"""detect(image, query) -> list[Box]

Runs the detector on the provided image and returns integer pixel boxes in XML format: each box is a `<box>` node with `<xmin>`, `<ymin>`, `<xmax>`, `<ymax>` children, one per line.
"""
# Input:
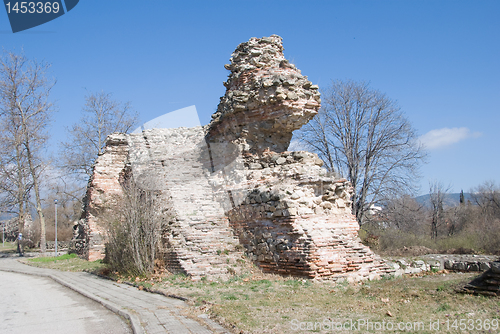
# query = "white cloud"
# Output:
<box><xmin>419</xmin><ymin>127</ymin><xmax>481</xmax><ymax>149</ymax></box>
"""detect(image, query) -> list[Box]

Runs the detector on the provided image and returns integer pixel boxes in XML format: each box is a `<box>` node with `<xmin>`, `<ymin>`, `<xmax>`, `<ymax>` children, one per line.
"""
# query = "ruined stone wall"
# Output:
<box><xmin>75</xmin><ymin>126</ymin><xmax>246</xmax><ymax>278</ymax></box>
<box><xmin>217</xmin><ymin>151</ymin><xmax>391</xmax><ymax>281</ymax></box>
<box><xmin>461</xmin><ymin>262</ymin><xmax>500</xmax><ymax>296</ymax></box>
<box><xmin>205</xmin><ymin>35</ymin><xmax>392</xmax><ymax>280</ymax></box>
<box><xmin>74</xmin><ymin>35</ymin><xmax>393</xmax><ymax>281</ymax></box>
<box><xmin>207</xmin><ymin>35</ymin><xmax>321</xmax><ymax>154</ymax></box>
<box><xmin>75</xmin><ymin>134</ymin><xmax>129</xmax><ymax>261</ymax></box>
<box><xmin>1</xmin><ymin>215</ymin><xmax>33</xmax><ymax>242</ymax></box>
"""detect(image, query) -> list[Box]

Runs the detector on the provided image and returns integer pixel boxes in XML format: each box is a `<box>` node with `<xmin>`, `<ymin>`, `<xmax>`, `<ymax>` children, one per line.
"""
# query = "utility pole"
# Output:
<box><xmin>2</xmin><ymin>222</ymin><xmax>4</xmax><ymax>248</ymax></box>
<box><xmin>54</xmin><ymin>199</ymin><xmax>58</xmax><ymax>256</ymax></box>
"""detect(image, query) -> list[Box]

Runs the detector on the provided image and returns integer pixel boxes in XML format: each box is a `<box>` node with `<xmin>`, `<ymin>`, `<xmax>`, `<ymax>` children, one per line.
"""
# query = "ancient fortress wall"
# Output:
<box><xmin>73</xmin><ymin>35</ymin><xmax>393</xmax><ymax>281</ymax></box>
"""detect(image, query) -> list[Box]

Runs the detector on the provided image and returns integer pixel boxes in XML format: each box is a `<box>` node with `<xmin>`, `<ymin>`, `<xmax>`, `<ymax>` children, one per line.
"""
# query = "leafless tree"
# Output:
<box><xmin>0</xmin><ymin>129</ymin><xmax>32</xmax><ymax>252</ymax></box>
<box><xmin>297</xmin><ymin>80</ymin><xmax>427</xmax><ymax>223</ymax></box>
<box><xmin>0</xmin><ymin>50</ymin><xmax>55</xmax><ymax>253</ymax></box>
<box><xmin>0</xmin><ymin>122</ymin><xmax>32</xmax><ymax>218</ymax></box>
<box><xmin>471</xmin><ymin>181</ymin><xmax>500</xmax><ymax>217</ymax></box>
<box><xmin>36</xmin><ymin>185</ymin><xmax>81</xmax><ymax>243</ymax></box>
<box><xmin>382</xmin><ymin>195</ymin><xmax>427</xmax><ymax>234</ymax></box>
<box><xmin>469</xmin><ymin>181</ymin><xmax>500</xmax><ymax>252</ymax></box>
<box><xmin>428</xmin><ymin>182</ymin><xmax>450</xmax><ymax>239</ymax></box>
<box><xmin>60</xmin><ymin>91</ymin><xmax>138</xmax><ymax>179</ymax></box>
<box><xmin>105</xmin><ymin>176</ymin><xmax>164</xmax><ymax>275</ymax></box>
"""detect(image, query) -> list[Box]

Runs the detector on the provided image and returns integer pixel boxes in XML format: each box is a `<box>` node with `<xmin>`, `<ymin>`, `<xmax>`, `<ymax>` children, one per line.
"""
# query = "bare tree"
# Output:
<box><xmin>469</xmin><ymin>181</ymin><xmax>500</xmax><ymax>252</ymax></box>
<box><xmin>0</xmin><ymin>121</ymin><xmax>32</xmax><ymax>253</ymax></box>
<box><xmin>105</xmin><ymin>176</ymin><xmax>164</xmax><ymax>275</ymax></box>
<box><xmin>428</xmin><ymin>182</ymin><xmax>450</xmax><ymax>239</ymax></box>
<box><xmin>297</xmin><ymin>80</ymin><xmax>427</xmax><ymax>223</ymax></box>
<box><xmin>0</xmin><ymin>50</ymin><xmax>55</xmax><ymax>253</ymax></box>
<box><xmin>471</xmin><ymin>181</ymin><xmax>500</xmax><ymax>217</ymax></box>
<box><xmin>37</xmin><ymin>182</ymin><xmax>81</xmax><ymax>243</ymax></box>
<box><xmin>0</xmin><ymin>120</ymin><xmax>32</xmax><ymax>218</ymax></box>
<box><xmin>60</xmin><ymin>91</ymin><xmax>138</xmax><ymax>179</ymax></box>
<box><xmin>382</xmin><ymin>194</ymin><xmax>427</xmax><ymax>234</ymax></box>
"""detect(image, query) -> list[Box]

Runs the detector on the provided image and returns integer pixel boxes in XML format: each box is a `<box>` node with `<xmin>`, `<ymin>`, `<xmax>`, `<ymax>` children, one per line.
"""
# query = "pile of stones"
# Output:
<box><xmin>461</xmin><ymin>262</ymin><xmax>500</xmax><ymax>296</ymax></box>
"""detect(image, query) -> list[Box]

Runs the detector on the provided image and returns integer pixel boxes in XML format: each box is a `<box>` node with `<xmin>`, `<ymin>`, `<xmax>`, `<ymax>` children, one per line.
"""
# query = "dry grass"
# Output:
<box><xmin>164</xmin><ymin>274</ymin><xmax>499</xmax><ymax>333</ymax></box>
<box><xmin>113</xmin><ymin>258</ymin><xmax>500</xmax><ymax>334</ymax></box>
<box><xmin>28</xmin><ymin>255</ymin><xmax>500</xmax><ymax>333</ymax></box>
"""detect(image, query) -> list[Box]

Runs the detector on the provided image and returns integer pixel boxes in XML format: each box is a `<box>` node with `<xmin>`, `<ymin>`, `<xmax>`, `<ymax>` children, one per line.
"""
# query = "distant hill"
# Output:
<box><xmin>415</xmin><ymin>192</ymin><xmax>474</xmax><ymax>208</ymax></box>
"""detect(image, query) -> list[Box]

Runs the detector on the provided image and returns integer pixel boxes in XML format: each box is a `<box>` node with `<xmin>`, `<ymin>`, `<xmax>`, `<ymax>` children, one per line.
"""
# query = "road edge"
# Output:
<box><xmin>0</xmin><ymin>265</ymin><xmax>143</xmax><ymax>334</ymax></box>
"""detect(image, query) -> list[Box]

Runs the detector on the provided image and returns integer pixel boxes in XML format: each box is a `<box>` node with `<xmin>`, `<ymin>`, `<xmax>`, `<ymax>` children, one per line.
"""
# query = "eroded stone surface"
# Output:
<box><xmin>72</xmin><ymin>35</ymin><xmax>393</xmax><ymax>281</ymax></box>
<box><xmin>73</xmin><ymin>133</ymin><xmax>129</xmax><ymax>261</ymax></box>
<box><xmin>385</xmin><ymin>254</ymin><xmax>499</xmax><ymax>277</ymax></box>
<box><xmin>207</xmin><ymin>34</ymin><xmax>321</xmax><ymax>155</ymax></box>
<box><xmin>461</xmin><ymin>261</ymin><xmax>500</xmax><ymax>296</ymax></box>
<box><xmin>219</xmin><ymin>150</ymin><xmax>391</xmax><ymax>281</ymax></box>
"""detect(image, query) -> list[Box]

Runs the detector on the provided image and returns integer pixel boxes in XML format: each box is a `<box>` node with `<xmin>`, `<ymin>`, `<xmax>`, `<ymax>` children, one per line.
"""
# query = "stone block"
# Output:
<box><xmin>73</xmin><ymin>35</ymin><xmax>393</xmax><ymax>283</ymax></box>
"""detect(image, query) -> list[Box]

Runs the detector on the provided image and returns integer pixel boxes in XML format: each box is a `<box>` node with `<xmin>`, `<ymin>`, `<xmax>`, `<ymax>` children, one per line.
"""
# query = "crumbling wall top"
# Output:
<box><xmin>207</xmin><ymin>35</ymin><xmax>321</xmax><ymax>154</ymax></box>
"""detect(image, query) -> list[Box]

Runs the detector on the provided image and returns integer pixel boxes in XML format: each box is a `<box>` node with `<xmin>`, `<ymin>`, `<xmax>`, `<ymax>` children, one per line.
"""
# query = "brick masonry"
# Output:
<box><xmin>72</xmin><ymin>35</ymin><xmax>394</xmax><ymax>281</ymax></box>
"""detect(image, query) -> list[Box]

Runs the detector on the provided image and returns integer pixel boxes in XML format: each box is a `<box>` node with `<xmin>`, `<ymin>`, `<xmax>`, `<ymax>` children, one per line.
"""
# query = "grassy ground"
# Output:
<box><xmin>0</xmin><ymin>241</ymin><xmax>18</xmax><ymax>253</ymax></box>
<box><xmin>23</xmin><ymin>253</ymin><xmax>107</xmax><ymax>272</ymax></box>
<box><xmin>133</xmin><ymin>271</ymin><xmax>499</xmax><ymax>333</ymax></box>
<box><xmin>23</xmin><ymin>255</ymin><xmax>500</xmax><ymax>333</ymax></box>
<box><xmin>109</xmin><ymin>256</ymin><xmax>500</xmax><ymax>334</ymax></box>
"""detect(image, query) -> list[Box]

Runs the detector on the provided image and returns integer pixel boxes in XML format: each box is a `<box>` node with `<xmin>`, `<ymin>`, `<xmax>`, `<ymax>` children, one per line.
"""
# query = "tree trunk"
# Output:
<box><xmin>17</xmin><ymin>213</ymin><xmax>25</xmax><ymax>255</ymax></box>
<box><xmin>23</xmin><ymin>124</ymin><xmax>46</xmax><ymax>253</ymax></box>
<box><xmin>28</xmin><ymin>147</ymin><xmax>46</xmax><ymax>253</ymax></box>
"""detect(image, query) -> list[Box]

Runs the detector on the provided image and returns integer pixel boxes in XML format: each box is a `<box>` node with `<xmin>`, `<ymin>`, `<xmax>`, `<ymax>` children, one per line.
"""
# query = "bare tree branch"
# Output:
<box><xmin>296</xmin><ymin>79</ymin><xmax>427</xmax><ymax>224</ymax></box>
<box><xmin>0</xmin><ymin>50</ymin><xmax>55</xmax><ymax>253</ymax></box>
<box><xmin>59</xmin><ymin>91</ymin><xmax>138</xmax><ymax>179</ymax></box>
<box><xmin>428</xmin><ymin>181</ymin><xmax>451</xmax><ymax>239</ymax></box>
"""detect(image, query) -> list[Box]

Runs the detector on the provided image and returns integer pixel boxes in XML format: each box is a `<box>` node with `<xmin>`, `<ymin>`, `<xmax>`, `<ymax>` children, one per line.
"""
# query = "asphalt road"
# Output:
<box><xmin>0</xmin><ymin>270</ymin><xmax>132</xmax><ymax>334</ymax></box>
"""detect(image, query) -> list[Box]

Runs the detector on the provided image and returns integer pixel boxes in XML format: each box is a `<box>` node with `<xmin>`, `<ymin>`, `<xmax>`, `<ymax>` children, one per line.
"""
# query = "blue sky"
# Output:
<box><xmin>1</xmin><ymin>0</ymin><xmax>498</xmax><ymax>195</ymax></box>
